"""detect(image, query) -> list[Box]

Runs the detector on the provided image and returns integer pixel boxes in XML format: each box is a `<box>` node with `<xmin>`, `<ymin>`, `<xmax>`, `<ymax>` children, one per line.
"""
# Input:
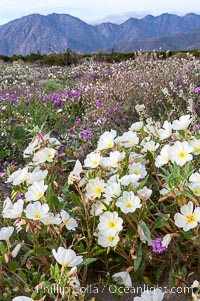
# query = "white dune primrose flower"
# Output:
<box><xmin>120</xmin><ymin>174</ymin><xmax>140</xmax><ymax>187</ymax></box>
<box><xmin>155</xmin><ymin>144</ymin><xmax>170</xmax><ymax>168</ymax></box>
<box><xmin>142</xmin><ymin>140</ymin><xmax>160</xmax><ymax>153</ymax></box>
<box><xmin>12</xmin><ymin>241</ymin><xmax>24</xmax><ymax>258</ymax></box>
<box><xmin>116</xmin><ymin>191</ymin><xmax>142</xmax><ymax>214</ymax></box>
<box><xmin>161</xmin><ymin>234</ymin><xmax>172</xmax><ymax>248</ymax></box>
<box><xmin>103</xmin><ymin>182</ymin><xmax>121</xmax><ymax>203</ymax></box>
<box><xmin>172</xmin><ymin>114</ymin><xmax>192</xmax><ymax>130</ymax></box>
<box><xmin>40</xmin><ymin>213</ymin><xmax>62</xmax><ymax>225</ymax></box>
<box><xmin>188</xmin><ymin>183</ymin><xmax>200</xmax><ymax>196</ymax></box>
<box><xmin>84</xmin><ymin>152</ymin><xmax>101</xmax><ymax>168</ymax></box>
<box><xmin>97</xmin><ymin>129</ymin><xmax>116</xmax><ymax>150</ymax></box>
<box><xmin>189</xmin><ymin>171</ymin><xmax>200</xmax><ymax>184</ymax></box>
<box><xmin>100</xmin><ymin>151</ymin><xmax>125</xmax><ymax>168</ymax></box>
<box><xmin>158</xmin><ymin>120</ymin><xmax>172</xmax><ymax>140</ymax></box>
<box><xmin>12</xmin><ymin>297</ymin><xmax>34</xmax><ymax>301</ymax></box>
<box><xmin>68</xmin><ymin>160</ymin><xmax>82</xmax><ymax>185</ymax></box>
<box><xmin>3</xmin><ymin>197</ymin><xmax>13</xmax><ymax>211</ymax></box>
<box><xmin>6</xmin><ymin>167</ymin><xmax>29</xmax><ymax>186</ymax></box>
<box><xmin>129</xmin><ymin>162</ymin><xmax>147</xmax><ymax>179</ymax></box>
<box><xmin>27</xmin><ymin>168</ymin><xmax>48</xmax><ymax>184</ymax></box>
<box><xmin>137</xmin><ymin>222</ymin><xmax>152</xmax><ymax>246</ymax></box>
<box><xmin>189</xmin><ymin>139</ymin><xmax>200</xmax><ymax>155</ymax></box>
<box><xmin>32</xmin><ymin>147</ymin><xmax>57</xmax><ymax>163</ymax></box>
<box><xmin>23</xmin><ymin>138</ymin><xmax>40</xmax><ymax>158</ymax></box>
<box><xmin>174</xmin><ymin>201</ymin><xmax>200</xmax><ymax>231</ymax></box>
<box><xmin>25</xmin><ymin>201</ymin><xmax>49</xmax><ymax>220</ymax></box>
<box><xmin>137</xmin><ymin>186</ymin><xmax>152</xmax><ymax>200</ymax></box>
<box><xmin>191</xmin><ymin>280</ymin><xmax>200</xmax><ymax>288</ymax></box>
<box><xmin>129</xmin><ymin>121</ymin><xmax>143</xmax><ymax>132</ymax></box>
<box><xmin>25</xmin><ymin>180</ymin><xmax>48</xmax><ymax>201</ymax></box>
<box><xmin>0</xmin><ymin>226</ymin><xmax>14</xmax><ymax>241</ymax></box>
<box><xmin>97</xmin><ymin>232</ymin><xmax>120</xmax><ymax>247</ymax></box>
<box><xmin>90</xmin><ymin>201</ymin><xmax>107</xmax><ymax>216</ymax></box>
<box><xmin>112</xmin><ymin>271</ymin><xmax>132</xmax><ymax>287</ymax></box>
<box><xmin>52</xmin><ymin>247</ymin><xmax>83</xmax><ymax>268</ymax></box>
<box><xmin>134</xmin><ymin>288</ymin><xmax>165</xmax><ymax>301</ymax></box>
<box><xmin>97</xmin><ymin>211</ymin><xmax>123</xmax><ymax>236</ymax></box>
<box><xmin>115</xmin><ymin>131</ymin><xmax>139</xmax><ymax>148</ymax></box>
<box><xmin>169</xmin><ymin>141</ymin><xmax>193</xmax><ymax>166</ymax></box>
<box><xmin>3</xmin><ymin>199</ymin><xmax>24</xmax><ymax>219</ymax></box>
<box><xmin>60</xmin><ymin>210</ymin><xmax>78</xmax><ymax>230</ymax></box>
<box><xmin>86</xmin><ymin>177</ymin><xmax>106</xmax><ymax>199</ymax></box>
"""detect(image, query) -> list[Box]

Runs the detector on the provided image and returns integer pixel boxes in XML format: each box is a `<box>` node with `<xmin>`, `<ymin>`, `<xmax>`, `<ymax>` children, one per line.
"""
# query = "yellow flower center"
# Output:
<box><xmin>92</xmin><ymin>160</ymin><xmax>98</xmax><ymax>166</ymax></box>
<box><xmin>108</xmin><ymin>221</ymin><xmax>116</xmax><ymax>229</ymax></box>
<box><xmin>178</xmin><ymin>151</ymin><xmax>186</xmax><ymax>159</ymax></box>
<box><xmin>185</xmin><ymin>214</ymin><xmax>196</xmax><ymax>224</ymax></box>
<box><xmin>34</xmin><ymin>213</ymin><xmax>42</xmax><ymax>219</ymax></box>
<box><xmin>193</xmin><ymin>188</ymin><xmax>200</xmax><ymax>195</ymax></box>
<box><xmin>62</xmin><ymin>262</ymin><xmax>68</xmax><ymax>268</ymax></box>
<box><xmin>107</xmin><ymin>236</ymin><xmax>115</xmax><ymax>242</ymax></box>
<box><xmin>133</xmin><ymin>170</ymin><xmax>139</xmax><ymax>175</ymax></box>
<box><xmin>93</xmin><ymin>187</ymin><xmax>102</xmax><ymax>195</ymax></box>
<box><xmin>125</xmin><ymin>201</ymin><xmax>132</xmax><ymax>208</ymax></box>
<box><xmin>47</xmin><ymin>152</ymin><xmax>53</xmax><ymax>158</ymax></box>
<box><xmin>105</xmin><ymin>142</ymin><xmax>113</xmax><ymax>148</ymax></box>
<box><xmin>36</xmin><ymin>192</ymin><xmax>43</xmax><ymax>199</ymax></box>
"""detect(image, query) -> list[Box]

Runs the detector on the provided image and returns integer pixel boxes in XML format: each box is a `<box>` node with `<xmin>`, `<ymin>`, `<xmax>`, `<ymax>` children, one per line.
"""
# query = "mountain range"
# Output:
<box><xmin>0</xmin><ymin>13</ymin><xmax>200</xmax><ymax>56</ymax></box>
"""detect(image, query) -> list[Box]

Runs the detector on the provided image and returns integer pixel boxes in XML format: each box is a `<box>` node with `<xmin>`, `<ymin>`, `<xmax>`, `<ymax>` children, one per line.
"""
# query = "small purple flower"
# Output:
<box><xmin>194</xmin><ymin>87</ymin><xmax>200</xmax><ymax>93</ymax></box>
<box><xmin>95</xmin><ymin>101</ymin><xmax>101</xmax><ymax>107</ymax></box>
<box><xmin>80</xmin><ymin>129</ymin><xmax>91</xmax><ymax>141</ymax></box>
<box><xmin>156</xmin><ymin>99</ymin><xmax>163</xmax><ymax>104</ymax></box>
<box><xmin>68</xmin><ymin>127</ymin><xmax>73</xmax><ymax>133</ymax></box>
<box><xmin>106</xmin><ymin>109</ymin><xmax>112</xmax><ymax>115</ymax></box>
<box><xmin>0</xmin><ymin>170</ymin><xmax>5</xmax><ymax>176</ymax></box>
<box><xmin>75</xmin><ymin>118</ymin><xmax>81</xmax><ymax>125</ymax></box>
<box><xmin>36</xmin><ymin>132</ymin><xmax>46</xmax><ymax>138</ymax></box>
<box><xmin>16</xmin><ymin>192</ymin><xmax>24</xmax><ymax>200</ymax></box>
<box><xmin>52</xmin><ymin>130</ymin><xmax>60</xmax><ymax>137</ymax></box>
<box><xmin>113</xmin><ymin>103</ymin><xmax>120</xmax><ymax>112</ymax></box>
<box><xmin>152</xmin><ymin>238</ymin><xmax>167</xmax><ymax>254</ymax></box>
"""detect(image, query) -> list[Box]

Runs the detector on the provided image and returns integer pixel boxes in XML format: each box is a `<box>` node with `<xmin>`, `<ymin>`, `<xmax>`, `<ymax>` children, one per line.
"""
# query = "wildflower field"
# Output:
<box><xmin>0</xmin><ymin>52</ymin><xmax>200</xmax><ymax>301</ymax></box>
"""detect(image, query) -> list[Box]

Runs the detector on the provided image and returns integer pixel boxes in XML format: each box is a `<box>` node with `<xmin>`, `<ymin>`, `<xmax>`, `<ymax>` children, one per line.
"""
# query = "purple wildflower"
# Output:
<box><xmin>75</xmin><ymin>118</ymin><xmax>81</xmax><ymax>125</ymax></box>
<box><xmin>68</xmin><ymin>127</ymin><xmax>73</xmax><ymax>133</ymax></box>
<box><xmin>95</xmin><ymin>101</ymin><xmax>101</xmax><ymax>107</ymax></box>
<box><xmin>194</xmin><ymin>87</ymin><xmax>200</xmax><ymax>93</ymax></box>
<box><xmin>16</xmin><ymin>192</ymin><xmax>24</xmax><ymax>200</ymax></box>
<box><xmin>152</xmin><ymin>238</ymin><xmax>167</xmax><ymax>254</ymax></box>
<box><xmin>80</xmin><ymin>129</ymin><xmax>91</xmax><ymax>141</ymax></box>
<box><xmin>52</xmin><ymin>130</ymin><xmax>60</xmax><ymax>137</ymax></box>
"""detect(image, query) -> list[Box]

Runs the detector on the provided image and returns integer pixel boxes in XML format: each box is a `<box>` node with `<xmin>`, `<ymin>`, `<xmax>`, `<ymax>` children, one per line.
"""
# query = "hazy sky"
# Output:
<box><xmin>0</xmin><ymin>0</ymin><xmax>200</xmax><ymax>25</ymax></box>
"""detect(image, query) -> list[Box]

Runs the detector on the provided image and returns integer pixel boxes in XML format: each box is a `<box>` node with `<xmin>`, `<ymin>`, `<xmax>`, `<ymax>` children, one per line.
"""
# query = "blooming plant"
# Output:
<box><xmin>0</xmin><ymin>111</ymin><xmax>199</xmax><ymax>300</ymax></box>
<box><xmin>0</xmin><ymin>53</ymin><xmax>200</xmax><ymax>300</ymax></box>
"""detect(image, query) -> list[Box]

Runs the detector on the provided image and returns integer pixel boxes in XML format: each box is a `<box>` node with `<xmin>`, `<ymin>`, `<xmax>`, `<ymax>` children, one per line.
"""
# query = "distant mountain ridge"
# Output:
<box><xmin>0</xmin><ymin>13</ymin><xmax>200</xmax><ymax>56</ymax></box>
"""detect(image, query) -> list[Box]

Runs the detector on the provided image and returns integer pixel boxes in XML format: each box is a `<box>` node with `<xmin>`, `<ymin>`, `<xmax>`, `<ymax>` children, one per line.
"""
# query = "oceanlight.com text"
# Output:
<box><xmin>37</xmin><ymin>283</ymin><xmax>193</xmax><ymax>296</ymax></box>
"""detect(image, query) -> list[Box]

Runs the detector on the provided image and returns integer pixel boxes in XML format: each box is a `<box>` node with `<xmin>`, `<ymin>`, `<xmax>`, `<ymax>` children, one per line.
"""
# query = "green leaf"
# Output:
<box><xmin>155</xmin><ymin>266</ymin><xmax>166</xmax><ymax>281</ymax></box>
<box><xmin>139</xmin><ymin>222</ymin><xmax>152</xmax><ymax>242</ymax></box>
<box><xmin>134</xmin><ymin>244</ymin><xmax>142</xmax><ymax>272</ymax></box>
<box><xmin>82</xmin><ymin>258</ymin><xmax>97</xmax><ymax>266</ymax></box>
<box><xmin>71</xmin><ymin>192</ymin><xmax>83</xmax><ymax>207</ymax></box>
<box><xmin>146</xmin><ymin>150</ymin><xmax>154</xmax><ymax>163</ymax></box>
<box><xmin>46</xmin><ymin>184</ymin><xmax>61</xmax><ymax>208</ymax></box>
<box><xmin>169</xmin><ymin>267</ymin><xmax>175</xmax><ymax>288</ymax></box>
<box><xmin>18</xmin><ymin>270</ymin><xmax>27</xmax><ymax>282</ymax></box>
<box><xmin>153</xmin><ymin>213</ymin><xmax>169</xmax><ymax>229</ymax></box>
<box><xmin>8</xmin><ymin>261</ymin><xmax>18</xmax><ymax>272</ymax></box>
